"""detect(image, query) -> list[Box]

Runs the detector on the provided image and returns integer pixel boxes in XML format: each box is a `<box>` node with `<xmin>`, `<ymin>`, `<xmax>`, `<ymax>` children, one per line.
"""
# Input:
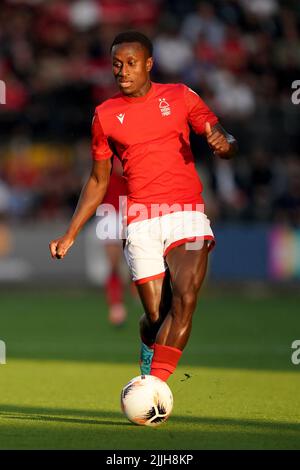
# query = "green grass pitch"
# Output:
<box><xmin>0</xmin><ymin>288</ymin><xmax>299</xmax><ymax>449</ymax></box>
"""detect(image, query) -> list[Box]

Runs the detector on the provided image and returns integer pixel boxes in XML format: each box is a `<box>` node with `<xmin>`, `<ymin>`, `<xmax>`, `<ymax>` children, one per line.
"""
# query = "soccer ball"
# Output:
<box><xmin>121</xmin><ymin>375</ymin><xmax>173</xmax><ymax>426</ymax></box>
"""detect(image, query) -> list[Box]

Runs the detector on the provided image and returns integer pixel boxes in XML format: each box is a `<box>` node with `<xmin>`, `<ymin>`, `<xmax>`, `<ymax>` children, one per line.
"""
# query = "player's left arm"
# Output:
<box><xmin>183</xmin><ymin>84</ymin><xmax>238</xmax><ymax>159</ymax></box>
<box><xmin>205</xmin><ymin>121</ymin><xmax>238</xmax><ymax>160</ymax></box>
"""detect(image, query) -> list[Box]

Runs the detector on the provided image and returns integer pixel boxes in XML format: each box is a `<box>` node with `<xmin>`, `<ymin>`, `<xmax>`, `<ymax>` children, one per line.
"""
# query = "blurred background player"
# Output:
<box><xmin>100</xmin><ymin>156</ymin><xmax>127</xmax><ymax>326</ymax></box>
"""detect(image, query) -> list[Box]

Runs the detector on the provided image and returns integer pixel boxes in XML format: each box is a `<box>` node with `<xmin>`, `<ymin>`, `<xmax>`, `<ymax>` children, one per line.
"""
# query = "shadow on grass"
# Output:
<box><xmin>0</xmin><ymin>404</ymin><xmax>300</xmax><ymax>434</ymax></box>
<box><xmin>0</xmin><ymin>405</ymin><xmax>127</xmax><ymax>427</ymax></box>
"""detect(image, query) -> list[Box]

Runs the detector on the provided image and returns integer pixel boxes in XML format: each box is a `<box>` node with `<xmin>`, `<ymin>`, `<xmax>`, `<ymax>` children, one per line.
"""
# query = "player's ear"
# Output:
<box><xmin>146</xmin><ymin>57</ymin><xmax>153</xmax><ymax>72</ymax></box>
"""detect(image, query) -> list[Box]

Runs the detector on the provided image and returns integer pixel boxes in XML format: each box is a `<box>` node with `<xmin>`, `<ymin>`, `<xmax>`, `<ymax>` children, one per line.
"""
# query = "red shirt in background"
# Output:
<box><xmin>102</xmin><ymin>157</ymin><xmax>127</xmax><ymax>211</ymax></box>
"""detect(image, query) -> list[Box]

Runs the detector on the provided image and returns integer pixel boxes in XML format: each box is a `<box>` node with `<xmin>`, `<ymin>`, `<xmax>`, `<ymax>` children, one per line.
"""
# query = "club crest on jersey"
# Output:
<box><xmin>159</xmin><ymin>98</ymin><xmax>171</xmax><ymax>117</ymax></box>
<box><xmin>116</xmin><ymin>113</ymin><xmax>125</xmax><ymax>124</ymax></box>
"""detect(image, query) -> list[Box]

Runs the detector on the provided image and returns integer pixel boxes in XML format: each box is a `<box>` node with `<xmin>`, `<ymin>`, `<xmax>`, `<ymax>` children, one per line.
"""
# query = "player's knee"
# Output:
<box><xmin>172</xmin><ymin>290</ymin><xmax>197</xmax><ymax>317</ymax></box>
<box><xmin>182</xmin><ymin>291</ymin><xmax>197</xmax><ymax>311</ymax></box>
<box><xmin>143</xmin><ymin>307</ymin><xmax>160</xmax><ymax>325</ymax></box>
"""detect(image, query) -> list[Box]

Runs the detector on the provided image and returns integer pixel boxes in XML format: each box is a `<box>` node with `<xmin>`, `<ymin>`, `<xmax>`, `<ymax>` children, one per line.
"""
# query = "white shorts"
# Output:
<box><xmin>123</xmin><ymin>211</ymin><xmax>214</xmax><ymax>285</ymax></box>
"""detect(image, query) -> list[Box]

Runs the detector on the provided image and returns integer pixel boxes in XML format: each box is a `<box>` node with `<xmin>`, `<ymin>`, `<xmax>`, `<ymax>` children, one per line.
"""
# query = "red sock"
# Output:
<box><xmin>105</xmin><ymin>272</ymin><xmax>123</xmax><ymax>306</ymax></box>
<box><xmin>150</xmin><ymin>344</ymin><xmax>182</xmax><ymax>382</ymax></box>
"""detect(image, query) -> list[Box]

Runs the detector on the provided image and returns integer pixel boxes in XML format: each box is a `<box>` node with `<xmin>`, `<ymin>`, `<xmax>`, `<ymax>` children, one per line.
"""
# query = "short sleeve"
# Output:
<box><xmin>91</xmin><ymin>111</ymin><xmax>113</xmax><ymax>161</ymax></box>
<box><xmin>183</xmin><ymin>85</ymin><xmax>218</xmax><ymax>135</ymax></box>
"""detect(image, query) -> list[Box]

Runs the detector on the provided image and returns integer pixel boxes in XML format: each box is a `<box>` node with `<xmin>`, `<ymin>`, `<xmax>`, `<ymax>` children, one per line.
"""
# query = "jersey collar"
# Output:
<box><xmin>120</xmin><ymin>82</ymin><xmax>155</xmax><ymax>103</ymax></box>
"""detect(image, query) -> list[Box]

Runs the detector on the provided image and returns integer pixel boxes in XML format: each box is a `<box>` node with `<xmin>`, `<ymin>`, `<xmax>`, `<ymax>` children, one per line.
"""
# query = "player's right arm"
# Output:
<box><xmin>49</xmin><ymin>111</ymin><xmax>113</xmax><ymax>259</ymax></box>
<box><xmin>49</xmin><ymin>158</ymin><xmax>112</xmax><ymax>259</ymax></box>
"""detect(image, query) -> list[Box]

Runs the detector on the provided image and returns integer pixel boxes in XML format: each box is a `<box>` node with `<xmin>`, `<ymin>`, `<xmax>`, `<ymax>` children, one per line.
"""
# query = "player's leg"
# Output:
<box><xmin>150</xmin><ymin>241</ymin><xmax>209</xmax><ymax>381</ymax></box>
<box><xmin>123</xmin><ymin>216</ymin><xmax>170</xmax><ymax>373</ymax></box>
<box><xmin>138</xmin><ymin>269</ymin><xmax>172</xmax><ymax>345</ymax></box>
<box><xmin>137</xmin><ymin>270</ymin><xmax>172</xmax><ymax>374</ymax></box>
<box><xmin>104</xmin><ymin>242</ymin><xmax>127</xmax><ymax>326</ymax></box>
<box><xmin>157</xmin><ymin>241</ymin><xmax>208</xmax><ymax>348</ymax></box>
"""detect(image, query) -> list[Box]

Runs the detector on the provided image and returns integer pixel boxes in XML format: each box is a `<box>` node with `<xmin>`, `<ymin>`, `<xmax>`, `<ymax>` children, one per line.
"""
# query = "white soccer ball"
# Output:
<box><xmin>121</xmin><ymin>375</ymin><xmax>173</xmax><ymax>426</ymax></box>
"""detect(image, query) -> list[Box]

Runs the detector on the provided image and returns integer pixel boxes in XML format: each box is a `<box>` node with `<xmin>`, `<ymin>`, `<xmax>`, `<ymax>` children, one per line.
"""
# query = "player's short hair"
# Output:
<box><xmin>110</xmin><ymin>31</ymin><xmax>153</xmax><ymax>57</ymax></box>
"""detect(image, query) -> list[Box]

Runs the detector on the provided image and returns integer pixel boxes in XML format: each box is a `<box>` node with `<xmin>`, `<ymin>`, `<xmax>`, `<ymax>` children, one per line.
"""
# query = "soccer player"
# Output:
<box><xmin>49</xmin><ymin>31</ymin><xmax>237</xmax><ymax>382</ymax></box>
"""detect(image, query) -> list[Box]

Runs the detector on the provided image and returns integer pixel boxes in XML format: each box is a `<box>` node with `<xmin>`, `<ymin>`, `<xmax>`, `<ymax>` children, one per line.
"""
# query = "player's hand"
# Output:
<box><xmin>49</xmin><ymin>235</ymin><xmax>74</xmax><ymax>260</ymax></box>
<box><xmin>205</xmin><ymin>122</ymin><xmax>231</xmax><ymax>158</ymax></box>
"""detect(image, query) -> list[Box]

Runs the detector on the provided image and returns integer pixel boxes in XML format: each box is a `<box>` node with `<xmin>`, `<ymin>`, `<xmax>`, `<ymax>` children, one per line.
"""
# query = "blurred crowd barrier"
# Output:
<box><xmin>0</xmin><ymin>221</ymin><xmax>299</xmax><ymax>285</ymax></box>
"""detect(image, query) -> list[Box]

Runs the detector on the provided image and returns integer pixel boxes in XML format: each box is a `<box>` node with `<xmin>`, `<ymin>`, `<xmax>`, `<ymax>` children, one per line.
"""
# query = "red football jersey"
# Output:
<box><xmin>92</xmin><ymin>82</ymin><xmax>218</xmax><ymax>222</ymax></box>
